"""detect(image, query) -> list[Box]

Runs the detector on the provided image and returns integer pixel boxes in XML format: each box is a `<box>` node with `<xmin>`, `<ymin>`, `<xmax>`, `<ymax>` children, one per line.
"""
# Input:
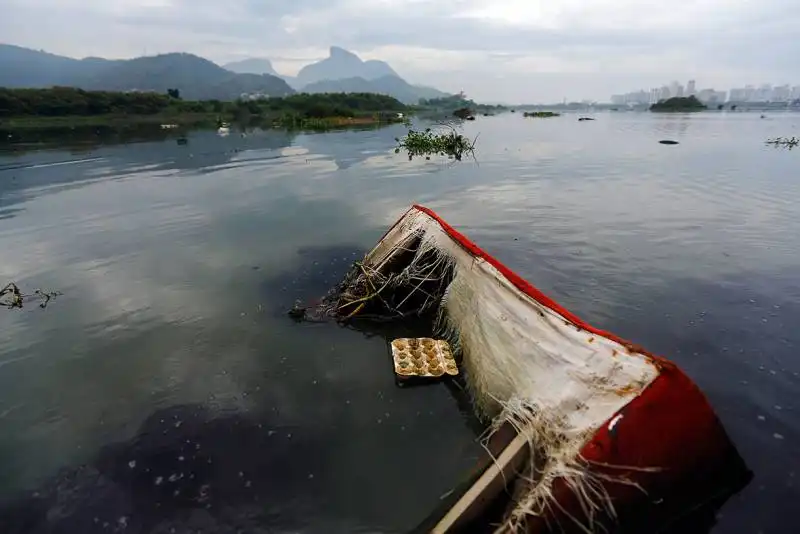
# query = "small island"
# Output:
<box><xmin>650</xmin><ymin>95</ymin><xmax>707</xmax><ymax>112</ymax></box>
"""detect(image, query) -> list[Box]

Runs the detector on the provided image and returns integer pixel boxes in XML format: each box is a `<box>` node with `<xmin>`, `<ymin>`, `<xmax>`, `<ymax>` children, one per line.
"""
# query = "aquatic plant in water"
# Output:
<box><xmin>1</xmin><ymin>283</ymin><xmax>61</xmax><ymax>309</ymax></box>
<box><xmin>766</xmin><ymin>137</ymin><xmax>799</xmax><ymax>149</ymax></box>
<box><xmin>394</xmin><ymin>124</ymin><xmax>477</xmax><ymax>161</ymax></box>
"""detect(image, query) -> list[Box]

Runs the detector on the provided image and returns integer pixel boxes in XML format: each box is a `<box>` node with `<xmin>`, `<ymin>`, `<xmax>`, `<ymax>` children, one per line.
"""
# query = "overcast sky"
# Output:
<box><xmin>2</xmin><ymin>0</ymin><xmax>798</xmax><ymax>102</ymax></box>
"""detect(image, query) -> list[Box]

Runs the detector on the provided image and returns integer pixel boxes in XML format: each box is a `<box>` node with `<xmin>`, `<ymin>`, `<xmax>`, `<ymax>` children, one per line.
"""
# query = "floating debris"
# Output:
<box><xmin>766</xmin><ymin>137</ymin><xmax>799</xmax><ymax>149</ymax></box>
<box><xmin>452</xmin><ymin>107</ymin><xmax>474</xmax><ymax>120</ymax></box>
<box><xmin>659</xmin><ymin>140</ymin><xmax>680</xmax><ymax>145</ymax></box>
<box><xmin>578</xmin><ymin>117</ymin><xmax>596</xmax><ymax>121</ymax></box>
<box><xmin>390</xmin><ymin>338</ymin><xmax>458</xmax><ymax>381</ymax></box>
<box><xmin>1</xmin><ymin>282</ymin><xmax>61</xmax><ymax>309</ymax></box>
<box><xmin>287</xmin><ymin>299</ymin><xmax>307</xmax><ymax>320</ymax></box>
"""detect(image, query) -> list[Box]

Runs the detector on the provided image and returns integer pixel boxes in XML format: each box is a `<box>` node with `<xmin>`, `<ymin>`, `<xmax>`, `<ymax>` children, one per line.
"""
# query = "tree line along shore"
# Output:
<box><xmin>0</xmin><ymin>87</ymin><xmax>412</xmax><ymax>130</ymax></box>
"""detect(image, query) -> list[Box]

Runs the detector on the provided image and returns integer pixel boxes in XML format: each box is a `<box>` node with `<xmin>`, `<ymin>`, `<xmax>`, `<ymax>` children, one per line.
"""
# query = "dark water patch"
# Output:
<box><xmin>0</xmin><ymin>404</ymin><xmax>328</xmax><ymax>534</ymax></box>
<box><xmin>260</xmin><ymin>245</ymin><xmax>368</xmax><ymax>318</ymax></box>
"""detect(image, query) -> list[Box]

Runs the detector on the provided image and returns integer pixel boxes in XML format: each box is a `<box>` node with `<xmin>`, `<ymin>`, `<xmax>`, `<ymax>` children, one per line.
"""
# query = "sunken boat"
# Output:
<box><xmin>307</xmin><ymin>205</ymin><xmax>751</xmax><ymax>533</ymax></box>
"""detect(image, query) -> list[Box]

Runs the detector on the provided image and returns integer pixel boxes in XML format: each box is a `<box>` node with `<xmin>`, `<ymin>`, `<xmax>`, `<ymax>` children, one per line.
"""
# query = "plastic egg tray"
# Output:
<box><xmin>390</xmin><ymin>338</ymin><xmax>458</xmax><ymax>378</ymax></box>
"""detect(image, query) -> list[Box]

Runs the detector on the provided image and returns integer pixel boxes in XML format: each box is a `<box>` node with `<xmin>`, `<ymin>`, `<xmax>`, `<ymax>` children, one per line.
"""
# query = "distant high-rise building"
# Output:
<box><xmin>687</xmin><ymin>80</ymin><xmax>696</xmax><ymax>96</ymax></box>
<box><xmin>660</xmin><ymin>85</ymin><xmax>671</xmax><ymax>100</ymax></box>
<box><xmin>696</xmin><ymin>89</ymin><xmax>726</xmax><ymax>104</ymax></box>
<box><xmin>728</xmin><ymin>88</ymin><xmax>746</xmax><ymax>102</ymax></box>
<box><xmin>669</xmin><ymin>81</ymin><xmax>683</xmax><ymax>99</ymax></box>
<box><xmin>753</xmin><ymin>84</ymin><xmax>772</xmax><ymax>102</ymax></box>
<box><xmin>773</xmin><ymin>84</ymin><xmax>791</xmax><ymax>102</ymax></box>
<box><xmin>697</xmin><ymin>89</ymin><xmax>713</xmax><ymax>102</ymax></box>
<box><xmin>792</xmin><ymin>86</ymin><xmax>800</xmax><ymax>100</ymax></box>
<box><xmin>650</xmin><ymin>88</ymin><xmax>660</xmax><ymax>104</ymax></box>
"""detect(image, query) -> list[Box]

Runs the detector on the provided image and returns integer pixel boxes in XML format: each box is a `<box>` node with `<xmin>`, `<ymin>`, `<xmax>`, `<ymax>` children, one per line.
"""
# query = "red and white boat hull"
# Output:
<box><xmin>358</xmin><ymin>206</ymin><xmax>750</xmax><ymax>533</ymax></box>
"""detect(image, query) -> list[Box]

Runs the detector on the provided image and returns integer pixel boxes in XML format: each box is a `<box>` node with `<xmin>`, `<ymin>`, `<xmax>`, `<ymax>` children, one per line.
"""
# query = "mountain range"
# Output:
<box><xmin>295</xmin><ymin>46</ymin><xmax>398</xmax><ymax>87</ymax></box>
<box><xmin>0</xmin><ymin>43</ymin><xmax>450</xmax><ymax>104</ymax></box>
<box><xmin>0</xmin><ymin>44</ymin><xmax>292</xmax><ymax>100</ymax></box>
<box><xmin>222</xmin><ymin>58</ymin><xmax>279</xmax><ymax>77</ymax></box>
<box><xmin>226</xmin><ymin>46</ymin><xmax>450</xmax><ymax>103</ymax></box>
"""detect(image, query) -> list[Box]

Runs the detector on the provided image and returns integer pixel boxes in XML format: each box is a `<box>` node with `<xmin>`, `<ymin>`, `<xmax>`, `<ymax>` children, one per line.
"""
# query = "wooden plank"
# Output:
<box><xmin>430</xmin><ymin>427</ymin><xmax>531</xmax><ymax>533</ymax></box>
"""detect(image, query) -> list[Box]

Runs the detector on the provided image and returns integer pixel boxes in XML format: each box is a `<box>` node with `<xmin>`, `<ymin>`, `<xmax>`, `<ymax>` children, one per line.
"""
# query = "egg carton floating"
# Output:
<box><xmin>390</xmin><ymin>338</ymin><xmax>458</xmax><ymax>379</ymax></box>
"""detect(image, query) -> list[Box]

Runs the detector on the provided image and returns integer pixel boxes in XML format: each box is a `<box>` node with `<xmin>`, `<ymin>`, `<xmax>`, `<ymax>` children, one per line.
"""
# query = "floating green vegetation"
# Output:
<box><xmin>394</xmin><ymin>124</ymin><xmax>477</xmax><ymax>161</ymax></box>
<box><xmin>1</xmin><ymin>283</ymin><xmax>61</xmax><ymax>309</ymax></box>
<box><xmin>523</xmin><ymin>111</ymin><xmax>561</xmax><ymax>118</ymax></box>
<box><xmin>766</xmin><ymin>137</ymin><xmax>799</xmax><ymax>149</ymax></box>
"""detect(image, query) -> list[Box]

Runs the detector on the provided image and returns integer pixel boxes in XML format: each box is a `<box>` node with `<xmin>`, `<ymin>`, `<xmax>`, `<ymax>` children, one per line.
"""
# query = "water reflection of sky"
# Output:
<box><xmin>0</xmin><ymin>113</ymin><xmax>798</xmax><ymax>533</ymax></box>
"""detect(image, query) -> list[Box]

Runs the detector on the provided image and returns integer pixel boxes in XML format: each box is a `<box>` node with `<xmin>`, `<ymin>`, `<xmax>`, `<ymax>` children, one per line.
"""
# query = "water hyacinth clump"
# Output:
<box><xmin>395</xmin><ymin>125</ymin><xmax>477</xmax><ymax>161</ymax></box>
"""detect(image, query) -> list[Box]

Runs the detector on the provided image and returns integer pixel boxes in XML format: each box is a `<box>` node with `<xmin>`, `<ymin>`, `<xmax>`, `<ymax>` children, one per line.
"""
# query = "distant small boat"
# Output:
<box><xmin>659</xmin><ymin>139</ymin><xmax>679</xmax><ymax>145</ymax></box>
<box><xmin>160</xmin><ymin>124</ymin><xmax>179</xmax><ymax>130</ymax></box>
<box><xmin>217</xmin><ymin>125</ymin><xmax>230</xmax><ymax>136</ymax></box>
<box><xmin>578</xmin><ymin>117</ymin><xmax>595</xmax><ymax>121</ymax></box>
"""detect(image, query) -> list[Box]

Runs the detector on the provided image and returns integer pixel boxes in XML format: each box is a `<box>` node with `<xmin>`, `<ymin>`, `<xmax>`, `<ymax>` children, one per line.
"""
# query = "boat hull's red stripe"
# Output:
<box><xmin>405</xmin><ymin>205</ymin><xmax>751</xmax><ymax>532</ymax></box>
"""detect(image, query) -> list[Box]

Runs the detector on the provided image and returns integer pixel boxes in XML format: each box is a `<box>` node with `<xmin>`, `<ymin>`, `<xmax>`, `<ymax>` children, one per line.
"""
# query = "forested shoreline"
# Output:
<box><xmin>0</xmin><ymin>87</ymin><xmax>407</xmax><ymax>127</ymax></box>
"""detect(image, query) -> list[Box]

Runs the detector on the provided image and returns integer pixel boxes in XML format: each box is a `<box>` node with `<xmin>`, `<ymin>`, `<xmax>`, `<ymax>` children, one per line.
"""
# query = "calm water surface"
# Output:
<box><xmin>0</xmin><ymin>113</ymin><xmax>798</xmax><ymax>533</ymax></box>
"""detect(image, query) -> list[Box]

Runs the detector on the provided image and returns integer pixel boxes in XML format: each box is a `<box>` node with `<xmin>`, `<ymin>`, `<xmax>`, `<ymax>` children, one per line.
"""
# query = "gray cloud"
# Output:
<box><xmin>1</xmin><ymin>0</ymin><xmax>798</xmax><ymax>102</ymax></box>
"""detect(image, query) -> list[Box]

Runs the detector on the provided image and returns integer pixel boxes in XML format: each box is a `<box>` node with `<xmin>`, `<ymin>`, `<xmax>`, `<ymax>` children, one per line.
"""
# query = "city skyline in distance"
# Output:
<box><xmin>612</xmin><ymin>80</ymin><xmax>800</xmax><ymax>106</ymax></box>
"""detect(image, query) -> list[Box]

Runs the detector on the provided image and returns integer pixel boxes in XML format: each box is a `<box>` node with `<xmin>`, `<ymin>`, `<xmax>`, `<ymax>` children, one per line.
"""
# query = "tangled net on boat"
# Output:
<box><xmin>313</xmin><ymin>230</ymin><xmax>455</xmax><ymax>322</ymax></box>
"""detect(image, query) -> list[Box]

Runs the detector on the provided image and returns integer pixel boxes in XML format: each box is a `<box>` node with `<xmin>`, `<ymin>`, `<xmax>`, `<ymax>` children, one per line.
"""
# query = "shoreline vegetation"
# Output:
<box><xmin>0</xmin><ymin>87</ymin><xmax>411</xmax><ymax>133</ymax></box>
<box><xmin>0</xmin><ymin>87</ymin><xmax>512</xmax><ymax>135</ymax></box>
<box><xmin>649</xmin><ymin>95</ymin><xmax>707</xmax><ymax>112</ymax></box>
